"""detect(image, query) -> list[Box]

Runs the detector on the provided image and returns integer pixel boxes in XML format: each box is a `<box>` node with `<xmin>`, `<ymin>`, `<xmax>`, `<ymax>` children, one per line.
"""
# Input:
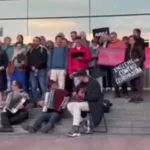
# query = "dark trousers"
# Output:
<box><xmin>32</xmin><ymin>112</ymin><xmax>59</xmax><ymax>131</ymax></box>
<box><xmin>103</xmin><ymin>67</ymin><xmax>112</xmax><ymax>89</ymax></box>
<box><xmin>1</xmin><ymin>110</ymin><xmax>28</xmax><ymax>128</ymax></box>
<box><xmin>131</xmin><ymin>76</ymin><xmax>143</xmax><ymax>98</ymax></box>
<box><xmin>115</xmin><ymin>83</ymin><xmax>128</xmax><ymax>95</ymax></box>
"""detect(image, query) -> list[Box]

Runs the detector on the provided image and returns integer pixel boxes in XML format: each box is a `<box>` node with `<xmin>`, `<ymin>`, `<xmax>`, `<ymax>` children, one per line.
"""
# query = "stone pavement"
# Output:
<box><xmin>0</xmin><ymin>135</ymin><xmax>150</xmax><ymax>150</ymax></box>
<box><xmin>1</xmin><ymin>91</ymin><xmax>150</xmax><ymax>149</ymax></box>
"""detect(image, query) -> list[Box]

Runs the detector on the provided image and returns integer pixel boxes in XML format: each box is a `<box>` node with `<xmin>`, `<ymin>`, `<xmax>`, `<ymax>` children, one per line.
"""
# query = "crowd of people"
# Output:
<box><xmin>0</xmin><ymin>28</ymin><xmax>145</xmax><ymax>137</ymax></box>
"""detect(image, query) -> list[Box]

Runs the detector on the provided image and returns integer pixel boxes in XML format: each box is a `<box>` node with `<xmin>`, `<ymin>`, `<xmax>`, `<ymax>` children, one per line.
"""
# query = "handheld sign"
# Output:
<box><xmin>92</xmin><ymin>27</ymin><xmax>109</xmax><ymax>38</ymax></box>
<box><xmin>97</xmin><ymin>48</ymin><xmax>125</xmax><ymax>66</ymax></box>
<box><xmin>113</xmin><ymin>60</ymin><xmax>142</xmax><ymax>85</ymax></box>
<box><xmin>145</xmin><ymin>47</ymin><xmax>150</xmax><ymax>68</ymax></box>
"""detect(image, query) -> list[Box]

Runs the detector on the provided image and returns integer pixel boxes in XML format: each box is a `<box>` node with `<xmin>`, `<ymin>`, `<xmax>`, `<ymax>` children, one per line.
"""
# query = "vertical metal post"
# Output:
<box><xmin>26</xmin><ymin>0</ymin><xmax>29</xmax><ymax>36</ymax></box>
<box><xmin>88</xmin><ymin>0</ymin><xmax>91</xmax><ymax>34</ymax></box>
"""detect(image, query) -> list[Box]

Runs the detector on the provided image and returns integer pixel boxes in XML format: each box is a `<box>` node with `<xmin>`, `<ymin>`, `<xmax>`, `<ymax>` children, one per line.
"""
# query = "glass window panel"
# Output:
<box><xmin>28</xmin><ymin>0</ymin><xmax>89</xmax><ymax>17</ymax></box>
<box><xmin>91</xmin><ymin>0</ymin><xmax>150</xmax><ymax>15</ymax></box>
<box><xmin>28</xmin><ymin>18</ymin><xmax>89</xmax><ymax>40</ymax></box>
<box><xmin>0</xmin><ymin>0</ymin><xmax>27</xmax><ymax>18</ymax></box>
<box><xmin>91</xmin><ymin>16</ymin><xmax>150</xmax><ymax>39</ymax></box>
<box><xmin>0</xmin><ymin>20</ymin><xmax>27</xmax><ymax>42</ymax></box>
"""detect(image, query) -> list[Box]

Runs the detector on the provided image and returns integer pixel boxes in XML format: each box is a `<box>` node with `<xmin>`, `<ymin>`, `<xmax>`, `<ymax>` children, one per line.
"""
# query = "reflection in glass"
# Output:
<box><xmin>28</xmin><ymin>18</ymin><xmax>89</xmax><ymax>40</ymax></box>
<box><xmin>28</xmin><ymin>0</ymin><xmax>89</xmax><ymax>17</ymax></box>
<box><xmin>91</xmin><ymin>16</ymin><xmax>150</xmax><ymax>39</ymax></box>
<box><xmin>0</xmin><ymin>0</ymin><xmax>27</xmax><ymax>18</ymax></box>
<box><xmin>91</xmin><ymin>0</ymin><xmax>150</xmax><ymax>15</ymax></box>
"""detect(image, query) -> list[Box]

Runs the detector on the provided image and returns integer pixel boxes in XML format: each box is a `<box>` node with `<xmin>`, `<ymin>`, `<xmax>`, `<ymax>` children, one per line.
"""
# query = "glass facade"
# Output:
<box><xmin>0</xmin><ymin>0</ymin><xmax>150</xmax><ymax>88</ymax></box>
<box><xmin>0</xmin><ymin>0</ymin><xmax>150</xmax><ymax>40</ymax></box>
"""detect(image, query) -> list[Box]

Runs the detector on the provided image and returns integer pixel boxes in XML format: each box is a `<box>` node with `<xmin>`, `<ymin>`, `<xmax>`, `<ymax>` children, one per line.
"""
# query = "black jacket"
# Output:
<box><xmin>125</xmin><ymin>44</ymin><xmax>145</xmax><ymax>68</ymax></box>
<box><xmin>27</xmin><ymin>46</ymin><xmax>48</xmax><ymax>70</ymax></box>
<box><xmin>77</xmin><ymin>77</ymin><xmax>103</xmax><ymax>126</ymax></box>
<box><xmin>136</xmin><ymin>37</ymin><xmax>145</xmax><ymax>49</ymax></box>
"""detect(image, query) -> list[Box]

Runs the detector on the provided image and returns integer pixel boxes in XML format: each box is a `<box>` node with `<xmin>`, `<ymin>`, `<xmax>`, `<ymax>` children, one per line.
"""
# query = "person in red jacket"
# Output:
<box><xmin>68</xmin><ymin>37</ymin><xmax>91</xmax><ymax>86</ymax></box>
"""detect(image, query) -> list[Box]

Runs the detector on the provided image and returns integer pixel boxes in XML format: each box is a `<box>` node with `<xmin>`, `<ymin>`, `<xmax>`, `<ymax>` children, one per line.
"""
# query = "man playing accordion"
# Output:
<box><xmin>0</xmin><ymin>80</ymin><xmax>29</xmax><ymax>132</ymax></box>
<box><xmin>22</xmin><ymin>81</ymin><xmax>69</xmax><ymax>134</ymax></box>
<box><xmin>67</xmin><ymin>70</ymin><xmax>103</xmax><ymax>137</ymax></box>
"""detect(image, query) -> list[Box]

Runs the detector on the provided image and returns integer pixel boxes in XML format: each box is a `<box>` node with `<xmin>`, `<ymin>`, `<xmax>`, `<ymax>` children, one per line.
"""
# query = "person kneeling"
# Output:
<box><xmin>22</xmin><ymin>81</ymin><xmax>68</xmax><ymax>134</ymax></box>
<box><xmin>0</xmin><ymin>80</ymin><xmax>29</xmax><ymax>132</ymax></box>
<box><xmin>67</xmin><ymin>70</ymin><xmax>103</xmax><ymax>137</ymax></box>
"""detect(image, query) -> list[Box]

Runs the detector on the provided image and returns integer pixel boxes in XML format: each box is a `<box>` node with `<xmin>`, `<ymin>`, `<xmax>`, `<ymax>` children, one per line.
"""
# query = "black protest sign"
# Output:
<box><xmin>113</xmin><ymin>60</ymin><xmax>142</xmax><ymax>85</ymax></box>
<box><xmin>92</xmin><ymin>27</ymin><xmax>109</xmax><ymax>38</ymax></box>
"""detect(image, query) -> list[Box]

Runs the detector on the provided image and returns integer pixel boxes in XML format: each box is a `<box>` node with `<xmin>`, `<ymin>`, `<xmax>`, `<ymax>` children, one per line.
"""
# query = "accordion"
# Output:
<box><xmin>42</xmin><ymin>89</ymin><xmax>69</xmax><ymax>112</ymax></box>
<box><xmin>3</xmin><ymin>90</ymin><xmax>28</xmax><ymax>114</ymax></box>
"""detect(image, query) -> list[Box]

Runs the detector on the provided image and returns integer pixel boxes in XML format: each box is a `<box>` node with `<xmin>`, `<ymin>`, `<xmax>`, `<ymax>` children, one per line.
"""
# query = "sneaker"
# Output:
<box><xmin>66</xmin><ymin>126</ymin><xmax>80</xmax><ymax>137</ymax></box>
<box><xmin>40</xmin><ymin>123</ymin><xmax>54</xmax><ymax>134</ymax></box>
<box><xmin>22</xmin><ymin>124</ymin><xmax>35</xmax><ymax>133</ymax></box>
<box><xmin>0</xmin><ymin>127</ymin><xmax>13</xmax><ymax>132</ymax></box>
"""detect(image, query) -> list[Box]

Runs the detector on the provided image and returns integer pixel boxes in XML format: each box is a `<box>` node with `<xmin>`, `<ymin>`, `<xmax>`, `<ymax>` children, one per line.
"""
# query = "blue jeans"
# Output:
<box><xmin>30</xmin><ymin>69</ymin><xmax>47</xmax><ymax>102</ymax></box>
<box><xmin>33</xmin><ymin>112</ymin><xmax>59</xmax><ymax>131</ymax></box>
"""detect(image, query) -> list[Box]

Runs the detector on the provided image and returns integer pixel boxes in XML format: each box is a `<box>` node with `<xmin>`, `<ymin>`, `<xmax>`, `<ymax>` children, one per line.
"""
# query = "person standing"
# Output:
<box><xmin>28</xmin><ymin>37</ymin><xmax>48</xmax><ymax>104</ymax></box>
<box><xmin>79</xmin><ymin>31</ymin><xmax>90</xmax><ymax>47</ymax></box>
<box><xmin>2</xmin><ymin>37</ymin><xmax>14</xmax><ymax>92</ymax></box>
<box><xmin>9</xmin><ymin>42</ymin><xmax>27</xmax><ymax>90</ymax></box>
<box><xmin>125</xmin><ymin>35</ymin><xmax>145</xmax><ymax>103</ymax></box>
<box><xmin>16</xmin><ymin>35</ymin><xmax>27</xmax><ymax>52</ymax></box>
<box><xmin>68</xmin><ymin>37</ymin><xmax>91</xmax><ymax>87</ymax></box>
<box><xmin>89</xmin><ymin>38</ymin><xmax>105</xmax><ymax>90</ymax></box>
<box><xmin>108</xmin><ymin>32</ymin><xmax>127</xmax><ymax>98</ymax></box>
<box><xmin>47</xmin><ymin>36</ymin><xmax>68</xmax><ymax>89</ymax></box>
<box><xmin>69</xmin><ymin>31</ymin><xmax>78</xmax><ymax>48</ymax></box>
<box><xmin>0</xmin><ymin>48</ymin><xmax>8</xmax><ymax>108</ymax></box>
<box><xmin>133</xmin><ymin>28</ymin><xmax>145</xmax><ymax>49</ymax></box>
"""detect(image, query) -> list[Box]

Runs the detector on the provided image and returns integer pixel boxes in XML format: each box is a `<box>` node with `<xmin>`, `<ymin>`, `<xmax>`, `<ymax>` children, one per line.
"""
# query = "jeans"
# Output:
<box><xmin>30</xmin><ymin>69</ymin><xmax>47</xmax><ymax>102</ymax></box>
<box><xmin>1</xmin><ymin>110</ymin><xmax>28</xmax><ymax>128</ymax></box>
<box><xmin>32</xmin><ymin>112</ymin><xmax>59</xmax><ymax>131</ymax></box>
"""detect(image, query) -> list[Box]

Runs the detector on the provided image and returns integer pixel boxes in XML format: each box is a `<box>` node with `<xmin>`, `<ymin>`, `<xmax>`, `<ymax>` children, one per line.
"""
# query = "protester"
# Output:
<box><xmin>89</xmin><ymin>38</ymin><xmax>105</xmax><ymax>90</ymax></box>
<box><xmin>45</xmin><ymin>40</ymin><xmax>54</xmax><ymax>55</ymax></box>
<box><xmin>133</xmin><ymin>28</ymin><xmax>145</xmax><ymax>49</ymax></box>
<box><xmin>0</xmin><ymin>48</ymin><xmax>8</xmax><ymax>107</ymax></box>
<box><xmin>47</xmin><ymin>35</ymin><xmax>68</xmax><ymax>89</ymax></box>
<box><xmin>10</xmin><ymin>42</ymin><xmax>27</xmax><ymax>90</ymax></box>
<box><xmin>40</xmin><ymin>36</ymin><xmax>46</xmax><ymax>46</ymax></box>
<box><xmin>67</xmin><ymin>70</ymin><xmax>103</xmax><ymax>137</ymax></box>
<box><xmin>0</xmin><ymin>80</ymin><xmax>29</xmax><ymax>132</ymax></box>
<box><xmin>125</xmin><ymin>35</ymin><xmax>145</xmax><ymax>103</ymax></box>
<box><xmin>68</xmin><ymin>37</ymin><xmax>91</xmax><ymax>86</ymax></box>
<box><xmin>16</xmin><ymin>35</ymin><xmax>27</xmax><ymax>52</ymax></box>
<box><xmin>70</xmin><ymin>31</ymin><xmax>78</xmax><ymax>48</ymax></box>
<box><xmin>2</xmin><ymin>37</ymin><xmax>14</xmax><ymax>92</ymax></box>
<box><xmin>79</xmin><ymin>31</ymin><xmax>90</xmax><ymax>47</ymax></box>
<box><xmin>108</xmin><ymin>32</ymin><xmax>128</xmax><ymax>97</ymax></box>
<box><xmin>27</xmin><ymin>37</ymin><xmax>48</xmax><ymax>104</ymax></box>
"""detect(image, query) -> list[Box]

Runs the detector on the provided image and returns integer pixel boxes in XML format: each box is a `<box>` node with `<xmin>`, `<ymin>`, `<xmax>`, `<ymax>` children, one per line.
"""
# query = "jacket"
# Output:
<box><xmin>78</xmin><ymin>77</ymin><xmax>103</xmax><ymax>126</ymax></box>
<box><xmin>108</xmin><ymin>40</ymin><xmax>126</xmax><ymax>49</ymax></box>
<box><xmin>27</xmin><ymin>46</ymin><xmax>48</xmax><ymax>70</ymax></box>
<box><xmin>47</xmin><ymin>47</ymin><xmax>68</xmax><ymax>71</ymax></box>
<box><xmin>125</xmin><ymin>44</ymin><xmax>145</xmax><ymax>68</ymax></box>
<box><xmin>68</xmin><ymin>46</ymin><xmax>91</xmax><ymax>75</ymax></box>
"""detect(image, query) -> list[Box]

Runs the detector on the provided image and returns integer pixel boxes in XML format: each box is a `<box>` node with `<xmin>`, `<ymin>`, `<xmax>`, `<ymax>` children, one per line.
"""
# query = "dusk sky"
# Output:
<box><xmin>0</xmin><ymin>0</ymin><xmax>150</xmax><ymax>42</ymax></box>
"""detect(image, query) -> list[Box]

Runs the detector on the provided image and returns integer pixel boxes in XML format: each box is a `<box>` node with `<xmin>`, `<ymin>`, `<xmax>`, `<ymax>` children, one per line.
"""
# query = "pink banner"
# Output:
<box><xmin>97</xmin><ymin>48</ymin><xmax>125</xmax><ymax>66</ymax></box>
<box><xmin>145</xmin><ymin>48</ymin><xmax>150</xmax><ymax>68</ymax></box>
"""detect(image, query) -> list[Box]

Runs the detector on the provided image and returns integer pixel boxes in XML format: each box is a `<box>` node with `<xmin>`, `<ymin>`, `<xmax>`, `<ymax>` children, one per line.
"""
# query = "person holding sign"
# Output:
<box><xmin>125</xmin><ymin>35</ymin><xmax>145</xmax><ymax>103</ymax></box>
<box><xmin>108</xmin><ymin>32</ymin><xmax>128</xmax><ymax>98</ymax></box>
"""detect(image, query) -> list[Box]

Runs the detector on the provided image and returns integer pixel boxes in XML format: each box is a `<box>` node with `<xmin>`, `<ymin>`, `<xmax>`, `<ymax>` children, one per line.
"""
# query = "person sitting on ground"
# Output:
<box><xmin>0</xmin><ymin>80</ymin><xmax>29</xmax><ymax>132</ymax></box>
<box><xmin>22</xmin><ymin>80</ymin><xmax>67</xmax><ymax>134</ymax></box>
<box><xmin>66</xmin><ymin>69</ymin><xmax>103</xmax><ymax>137</ymax></box>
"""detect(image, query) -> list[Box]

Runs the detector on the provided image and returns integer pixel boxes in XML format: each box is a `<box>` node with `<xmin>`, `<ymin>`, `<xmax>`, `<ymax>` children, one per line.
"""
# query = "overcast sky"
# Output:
<box><xmin>0</xmin><ymin>0</ymin><xmax>150</xmax><ymax>42</ymax></box>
